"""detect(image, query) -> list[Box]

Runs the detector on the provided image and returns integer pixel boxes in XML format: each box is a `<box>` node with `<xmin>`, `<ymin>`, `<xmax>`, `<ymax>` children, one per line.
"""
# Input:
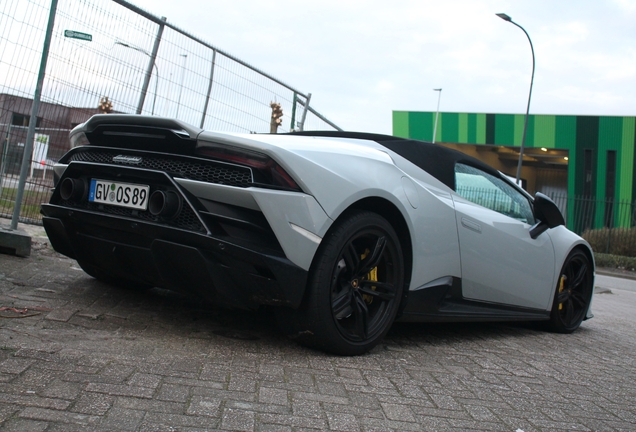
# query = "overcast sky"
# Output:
<box><xmin>129</xmin><ymin>0</ymin><xmax>636</xmax><ymax>134</ymax></box>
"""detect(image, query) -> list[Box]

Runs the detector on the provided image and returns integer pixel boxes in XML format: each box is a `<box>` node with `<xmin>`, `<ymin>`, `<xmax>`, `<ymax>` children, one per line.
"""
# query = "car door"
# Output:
<box><xmin>453</xmin><ymin>163</ymin><xmax>555</xmax><ymax>310</ymax></box>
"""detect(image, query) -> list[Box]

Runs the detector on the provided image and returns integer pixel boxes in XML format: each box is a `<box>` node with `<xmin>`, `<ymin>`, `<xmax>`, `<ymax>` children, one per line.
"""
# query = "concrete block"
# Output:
<box><xmin>0</xmin><ymin>224</ymin><xmax>32</xmax><ymax>257</ymax></box>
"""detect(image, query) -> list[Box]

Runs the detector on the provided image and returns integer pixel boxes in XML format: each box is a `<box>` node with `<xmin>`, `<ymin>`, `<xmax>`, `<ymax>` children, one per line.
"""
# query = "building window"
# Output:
<box><xmin>11</xmin><ymin>113</ymin><xmax>42</xmax><ymax>127</ymax></box>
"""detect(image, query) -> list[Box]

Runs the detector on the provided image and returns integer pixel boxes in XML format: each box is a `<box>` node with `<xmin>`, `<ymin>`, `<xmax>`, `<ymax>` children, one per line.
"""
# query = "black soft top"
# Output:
<box><xmin>286</xmin><ymin>131</ymin><xmax>500</xmax><ymax>190</ymax></box>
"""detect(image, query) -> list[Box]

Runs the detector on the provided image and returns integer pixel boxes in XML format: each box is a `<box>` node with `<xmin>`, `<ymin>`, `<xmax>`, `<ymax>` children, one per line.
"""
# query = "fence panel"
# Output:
<box><xmin>548</xmin><ymin>192</ymin><xmax>636</xmax><ymax>256</ymax></box>
<box><xmin>450</xmin><ymin>188</ymin><xmax>636</xmax><ymax>256</ymax></box>
<box><xmin>0</xmin><ymin>0</ymin><xmax>339</xmax><ymax>224</ymax></box>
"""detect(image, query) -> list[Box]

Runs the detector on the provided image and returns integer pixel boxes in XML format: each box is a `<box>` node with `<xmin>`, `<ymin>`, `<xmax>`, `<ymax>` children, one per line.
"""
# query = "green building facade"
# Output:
<box><xmin>393</xmin><ymin>111</ymin><xmax>636</xmax><ymax>232</ymax></box>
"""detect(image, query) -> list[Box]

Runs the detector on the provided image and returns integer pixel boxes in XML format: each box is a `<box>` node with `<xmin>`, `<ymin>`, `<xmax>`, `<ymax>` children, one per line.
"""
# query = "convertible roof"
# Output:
<box><xmin>286</xmin><ymin>131</ymin><xmax>500</xmax><ymax>190</ymax></box>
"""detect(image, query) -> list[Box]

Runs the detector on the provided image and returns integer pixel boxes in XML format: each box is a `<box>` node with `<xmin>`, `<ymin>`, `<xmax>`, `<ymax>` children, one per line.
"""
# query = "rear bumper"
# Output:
<box><xmin>41</xmin><ymin>204</ymin><xmax>308</xmax><ymax>309</ymax></box>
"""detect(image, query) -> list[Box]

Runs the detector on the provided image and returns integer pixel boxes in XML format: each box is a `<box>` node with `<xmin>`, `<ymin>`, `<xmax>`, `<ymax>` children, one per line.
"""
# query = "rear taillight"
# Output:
<box><xmin>196</xmin><ymin>146</ymin><xmax>301</xmax><ymax>191</ymax></box>
<box><xmin>69</xmin><ymin>132</ymin><xmax>90</xmax><ymax>148</ymax></box>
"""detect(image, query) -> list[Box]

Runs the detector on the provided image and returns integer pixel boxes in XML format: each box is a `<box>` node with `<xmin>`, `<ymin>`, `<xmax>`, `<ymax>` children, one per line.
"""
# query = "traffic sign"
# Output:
<box><xmin>64</xmin><ymin>30</ymin><xmax>92</xmax><ymax>41</ymax></box>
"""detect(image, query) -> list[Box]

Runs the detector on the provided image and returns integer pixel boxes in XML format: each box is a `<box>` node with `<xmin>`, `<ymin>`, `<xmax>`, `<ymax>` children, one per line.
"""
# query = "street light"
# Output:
<box><xmin>496</xmin><ymin>13</ymin><xmax>535</xmax><ymax>186</ymax></box>
<box><xmin>176</xmin><ymin>54</ymin><xmax>187</xmax><ymax>118</ymax></box>
<box><xmin>432</xmin><ymin>88</ymin><xmax>442</xmax><ymax>144</ymax></box>
<box><xmin>115</xmin><ymin>41</ymin><xmax>159</xmax><ymax>115</ymax></box>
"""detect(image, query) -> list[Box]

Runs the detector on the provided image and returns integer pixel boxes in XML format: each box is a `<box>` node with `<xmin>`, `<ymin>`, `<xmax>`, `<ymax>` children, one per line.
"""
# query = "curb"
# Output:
<box><xmin>596</xmin><ymin>268</ymin><xmax>636</xmax><ymax>281</ymax></box>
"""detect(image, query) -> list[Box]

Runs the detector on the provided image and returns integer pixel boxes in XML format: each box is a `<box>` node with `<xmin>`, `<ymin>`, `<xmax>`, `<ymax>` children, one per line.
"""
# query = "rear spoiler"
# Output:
<box><xmin>71</xmin><ymin>114</ymin><xmax>203</xmax><ymax>140</ymax></box>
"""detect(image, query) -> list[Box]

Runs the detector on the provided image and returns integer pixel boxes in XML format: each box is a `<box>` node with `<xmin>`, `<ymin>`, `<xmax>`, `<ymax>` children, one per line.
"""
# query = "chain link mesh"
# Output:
<box><xmin>0</xmin><ymin>0</ymin><xmax>339</xmax><ymax>223</ymax></box>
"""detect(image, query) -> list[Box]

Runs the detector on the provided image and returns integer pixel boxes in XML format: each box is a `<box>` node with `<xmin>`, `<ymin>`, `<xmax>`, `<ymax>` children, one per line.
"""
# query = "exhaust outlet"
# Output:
<box><xmin>148</xmin><ymin>190</ymin><xmax>181</xmax><ymax>219</ymax></box>
<box><xmin>59</xmin><ymin>178</ymin><xmax>87</xmax><ymax>201</ymax></box>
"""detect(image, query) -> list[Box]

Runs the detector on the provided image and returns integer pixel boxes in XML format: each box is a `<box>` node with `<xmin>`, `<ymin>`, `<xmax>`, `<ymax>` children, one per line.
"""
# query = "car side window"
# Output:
<box><xmin>454</xmin><ymin>163</ymin><xmax>535</xmax><ymax>225</ymax></box>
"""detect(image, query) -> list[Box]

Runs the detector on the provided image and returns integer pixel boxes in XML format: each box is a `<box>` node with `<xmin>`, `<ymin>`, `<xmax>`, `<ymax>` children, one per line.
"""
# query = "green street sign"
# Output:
<box><xmin>64</xmin><ymin>30</ymin><xmax>92</xmax><ymax>41</ymax></box>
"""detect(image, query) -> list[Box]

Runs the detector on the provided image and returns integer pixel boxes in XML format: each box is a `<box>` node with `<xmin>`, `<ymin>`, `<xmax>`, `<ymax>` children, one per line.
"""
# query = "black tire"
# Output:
<box><xmin>280</xmin><ymin>210</ymin><xmax>405</xmax><ymax>356</ymax></box>
<box><xmin>546</xmin><ymin>249</ymin><xmax>593</xmax><ymax>333</ymax></box>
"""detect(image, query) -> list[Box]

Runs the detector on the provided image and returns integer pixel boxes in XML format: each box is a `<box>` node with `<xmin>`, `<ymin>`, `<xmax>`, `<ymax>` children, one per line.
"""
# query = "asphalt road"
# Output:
<box><xmin>596</xmin><ymin>274</ymin><xmax>636</xmax><ymax>293</ymax></box>
<box><xmin>0</xmin><ymin>228</ymin><xmax>635</xmax><ymax>431</ymax></box>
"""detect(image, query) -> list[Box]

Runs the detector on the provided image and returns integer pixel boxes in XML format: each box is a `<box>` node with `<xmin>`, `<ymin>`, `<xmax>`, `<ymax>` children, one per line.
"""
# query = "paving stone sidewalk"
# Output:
<box><xmin>0</xmin><ymin>230</ymin><xmax>635</xmax><ymax>431</ymax></box>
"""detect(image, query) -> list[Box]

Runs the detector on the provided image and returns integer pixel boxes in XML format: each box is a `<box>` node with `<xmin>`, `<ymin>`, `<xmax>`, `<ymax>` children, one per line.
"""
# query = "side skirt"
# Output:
<box><xmin>397</xmin><ymin>276</ymin><xmax>550</xmax><ymax>323</ymax></box>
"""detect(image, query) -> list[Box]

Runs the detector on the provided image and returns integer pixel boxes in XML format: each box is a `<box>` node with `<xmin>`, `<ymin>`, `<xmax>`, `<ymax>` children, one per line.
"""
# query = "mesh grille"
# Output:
<box><xmin>67</xmin><ymin>149</ymin><xmax>253</xmax><ymax>187</ymax></box>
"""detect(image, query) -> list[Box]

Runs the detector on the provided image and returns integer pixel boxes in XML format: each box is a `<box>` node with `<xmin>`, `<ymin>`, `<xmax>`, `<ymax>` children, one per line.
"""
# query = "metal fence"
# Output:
<box><xmin>451</xmin><ymin>186</ymin><xmax>636</xmax><ymax>256</ymax></box>
<box><xmin>549</xmin><ymin>193</ymin><xmax>636</xmax><ymax>256</ymax></box>
<box><xmin>456</xmin><ymin>185</ymin><xmax>531</xmax><ymax>220</ymax></box>
<box><xmin>0</xmin><ymin>0</ymin><xmax>340</xmax><ymax>224</ymax></box>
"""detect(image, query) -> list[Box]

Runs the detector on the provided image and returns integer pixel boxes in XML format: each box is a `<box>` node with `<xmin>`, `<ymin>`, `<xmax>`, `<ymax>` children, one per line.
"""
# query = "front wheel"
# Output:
<box><xmin>546</xmin><ymin>249</ymin><xmax>593</xmax><ymax>333</ymax></box>
<box><xmin>280</xmin><ymin>210</ymin><xmax>405</xmax><ymax>356</ymax></box>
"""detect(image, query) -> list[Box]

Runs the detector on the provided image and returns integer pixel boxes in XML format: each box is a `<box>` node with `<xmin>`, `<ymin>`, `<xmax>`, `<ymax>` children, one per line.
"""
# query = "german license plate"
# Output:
<box><xmin>89</xmin><ymin>179</ymin><xmax>149</xmax><ymax>210</ymax></box>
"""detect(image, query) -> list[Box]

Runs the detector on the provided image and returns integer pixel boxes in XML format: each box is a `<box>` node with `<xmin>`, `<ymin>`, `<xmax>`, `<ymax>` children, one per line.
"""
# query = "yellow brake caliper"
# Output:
<box><xmin>361</xmin><ymin>249</ymin><xmax>378</xmax><ymax>304</ymax></box>
<box><xmin>558</xmin><ymin>274</ymin><xmax>567</xmax><ymax>310</ymax></box>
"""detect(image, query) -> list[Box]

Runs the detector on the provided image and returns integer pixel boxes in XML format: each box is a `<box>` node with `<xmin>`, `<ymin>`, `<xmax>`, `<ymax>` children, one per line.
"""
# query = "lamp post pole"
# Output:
<box><xmin>432</xmin><ymin>88</ymin><xmax>442</xmax><ymax>144</ymax></box>
<box><xmin>176</xmin><ymin>54</ymin><xmax>187</xmax><ymax>118</ymax></box>
<box><xmin>114</xmin><ymin>41</ymin><xmax>160</xmax><ymax>115</ymax></box>
<box><xmin>496</xmin><ymin>13</ymin><xmax>535</xmax><ymax>186</ymax></box>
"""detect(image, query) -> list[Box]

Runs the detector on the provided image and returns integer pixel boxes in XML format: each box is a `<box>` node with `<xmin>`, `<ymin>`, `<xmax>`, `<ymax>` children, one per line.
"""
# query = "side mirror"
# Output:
<box><xmin>529</xmin><ymin>192</ymin><xmax>565</xmax><ymax>239</ymax></box>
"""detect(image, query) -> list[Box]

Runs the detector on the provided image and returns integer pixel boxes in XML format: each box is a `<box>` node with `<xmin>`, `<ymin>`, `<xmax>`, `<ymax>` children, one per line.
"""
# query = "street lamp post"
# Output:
<box><xmin>496</xmin><ymin>13</ymin><xmax>535</xmax><ymax>186</ymax></box>
<box><xmin>176</xmin><ymin>54</ymin><xmax>187</xmax><ymax>118</ymax></box>
<box><xmin>115</xmin><ymin>41</ymin><xmax>159</xmax><ymax>115</ymax></box>
<box><xmin>432</xmin><ymin>88</ymin><xmax>442</xmax><ymax>144</ymax></box>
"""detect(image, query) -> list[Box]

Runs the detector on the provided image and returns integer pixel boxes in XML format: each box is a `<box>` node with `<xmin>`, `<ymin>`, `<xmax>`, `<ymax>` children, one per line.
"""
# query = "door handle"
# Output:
<box><xmin>461</xmin><ymin>217</ymin><xmax>482</xmax><ymax>233</ymax></box>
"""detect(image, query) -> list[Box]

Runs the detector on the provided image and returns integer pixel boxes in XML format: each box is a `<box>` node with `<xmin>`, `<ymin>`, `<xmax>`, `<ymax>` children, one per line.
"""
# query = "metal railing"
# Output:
<box><xmin>0</xmin><ymin>0</ymin><xmax>340</xmax><ymax>224</ymax></box>
<box><xmin>548</xmin><ymin>193</ymin><xmax>636</xmax><ymax>256</ymax></box>
<box><xmin>453</xmin><ymin>186</ymin><xmax>636</xmax><ymax>256</ymax></box>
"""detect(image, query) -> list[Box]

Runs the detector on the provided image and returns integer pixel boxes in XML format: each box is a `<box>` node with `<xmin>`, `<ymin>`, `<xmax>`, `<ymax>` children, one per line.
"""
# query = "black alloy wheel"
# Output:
<box><xmin>329</xmin><ymin>227</ymin><xmax>398</xmax><ymax>342</ymax></box>
<box><xmin>281</xmin><ymin>210</ymin><xmax>404</xmax><ymax>356</ymax></box>
<box><xmin>547</xmin><ymin>249</ymin><xmax>593</xmax><ymax>333</ymax></box>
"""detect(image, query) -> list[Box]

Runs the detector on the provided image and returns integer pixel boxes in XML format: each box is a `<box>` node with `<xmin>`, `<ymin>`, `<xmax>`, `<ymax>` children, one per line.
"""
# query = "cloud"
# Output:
<box><xmin>612</xmin><ymin>0</ymin><xmax>636</xmax><ymax>12</ymax></box>
<box><xmin>124</xmin><ymin>0</ymin><xmax>636</xmax><ymax>131</ymax></box>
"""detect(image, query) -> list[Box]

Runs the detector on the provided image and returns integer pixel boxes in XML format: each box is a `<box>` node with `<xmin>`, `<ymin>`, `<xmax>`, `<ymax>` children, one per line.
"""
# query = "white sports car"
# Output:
<box><xmin>42</xmin><ymin>115</ymin><xmax>595</xmax><ymax>355</ymax></box>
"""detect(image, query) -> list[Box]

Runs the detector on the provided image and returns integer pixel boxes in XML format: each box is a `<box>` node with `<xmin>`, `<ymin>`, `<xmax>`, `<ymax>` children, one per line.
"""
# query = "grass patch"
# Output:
<box><xmin>0</xmin><ymin>187</ymin><xmax>51</xmax><ymax>221</ymax></box>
